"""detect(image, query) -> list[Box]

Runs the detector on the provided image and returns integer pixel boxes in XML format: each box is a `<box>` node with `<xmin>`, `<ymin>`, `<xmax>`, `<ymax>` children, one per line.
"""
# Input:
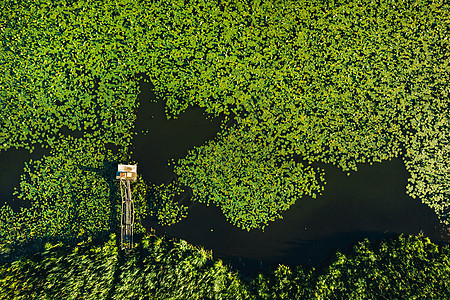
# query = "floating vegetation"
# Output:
<box><xmin>146</xmin><ymin>180</ymin><xmax>189</xmax><ymax>226</ymax></box>
<box><xmin>175</xmin><ymin>121</ymin><xmax>324</xmax><ymax>230</ymax></box>
<box><xmin>405</xmin><ymin>106</ymin><xmax>450</xmax><ymax>225</ymax></box>
<box><xmin>0</xmin><ymin>134</ymin><xmax>118</xmax><ymax>244</ymax></box>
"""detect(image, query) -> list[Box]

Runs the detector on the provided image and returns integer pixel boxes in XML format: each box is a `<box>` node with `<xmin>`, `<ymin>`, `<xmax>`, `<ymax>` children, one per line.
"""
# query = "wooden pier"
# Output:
<box><xmin>116</xmin><ymin>164</ymin><xmax>137</xmax><ymax>250</ymax></box>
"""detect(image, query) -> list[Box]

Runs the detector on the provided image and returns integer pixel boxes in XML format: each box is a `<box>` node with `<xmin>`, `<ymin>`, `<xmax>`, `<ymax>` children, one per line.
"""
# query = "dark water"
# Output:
<box><xmin>132</xmin><ymin>80</ymin><xmax>223</xmax><ymax>184</ymax></box>
<box><xmin>133</xmin><ymin>82</ymin><xmax>448</xmax><ymax>275</ymax></box>
<box><xmin>0</xmin><ymin>146</ymin><xmax>49</xmax><ymax>212</ymax></box>
<box><xmin>144</xmin><ymin>159</ymin><xmax>445</xmax><ymax>274</ymax></box>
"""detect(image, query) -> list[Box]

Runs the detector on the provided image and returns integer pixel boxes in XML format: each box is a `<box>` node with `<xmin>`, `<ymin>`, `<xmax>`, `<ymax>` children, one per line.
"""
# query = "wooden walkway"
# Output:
<box><xmin>117</xmin><ymin>164</ymin><xmax>137</xmax><ymax>250</ymax></box>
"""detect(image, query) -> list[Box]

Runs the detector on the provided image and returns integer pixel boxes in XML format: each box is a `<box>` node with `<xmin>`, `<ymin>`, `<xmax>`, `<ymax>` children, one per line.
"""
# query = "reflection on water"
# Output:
<box><xmin>133</xmin><ymin>82</ymin><xmax>448</xmax><ymax>275</ymax></box>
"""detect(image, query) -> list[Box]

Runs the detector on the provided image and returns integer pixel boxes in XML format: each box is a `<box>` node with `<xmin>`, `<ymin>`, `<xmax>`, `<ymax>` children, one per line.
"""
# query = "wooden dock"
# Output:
<box><xmin>117</xmin><ymin>164</ymin><xmax>137</xmax><ymax>250</ymax></box>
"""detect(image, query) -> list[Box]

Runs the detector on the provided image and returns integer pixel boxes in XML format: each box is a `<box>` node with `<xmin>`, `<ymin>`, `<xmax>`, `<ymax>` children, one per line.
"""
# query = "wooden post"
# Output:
<box><xmin>117</xmin><ymin>164</ymin><xmax>137</xmax><ymax>250</ymax></box>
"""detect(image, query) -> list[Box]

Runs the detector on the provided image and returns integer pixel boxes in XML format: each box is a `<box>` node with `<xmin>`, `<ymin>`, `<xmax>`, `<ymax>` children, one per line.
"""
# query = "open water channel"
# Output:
<box><xmin>132</xmin><ymin>80</ymin><xmax>449</xmax><ymax>275</ymax></box>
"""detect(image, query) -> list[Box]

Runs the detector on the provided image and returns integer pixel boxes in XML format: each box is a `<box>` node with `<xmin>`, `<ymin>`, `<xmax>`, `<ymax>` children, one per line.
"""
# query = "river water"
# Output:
<box><xmin>133</xmin><ymin>80</ymin><xmax>448</xmax><ymax>274</ymax></box>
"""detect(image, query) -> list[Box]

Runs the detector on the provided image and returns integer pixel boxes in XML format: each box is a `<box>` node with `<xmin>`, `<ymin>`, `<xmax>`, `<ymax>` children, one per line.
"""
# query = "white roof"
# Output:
<box><xmin>117</xmin><ymin>164</ymin><xmax>137</xmax><ymax>173</ymax></box>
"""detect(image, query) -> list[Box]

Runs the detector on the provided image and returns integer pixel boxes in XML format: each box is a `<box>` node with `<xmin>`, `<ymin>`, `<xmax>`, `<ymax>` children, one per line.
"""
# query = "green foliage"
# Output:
<box><xmin>313</xmin><ymin>234</ymin><xmax>450</xmax><ymax>299</ymax></box>
<box><xmin>175</xmin><ymin>121</ymin><xmax>324</xmax><ymax>230</ymax></box>
<box><xmin>0</xmin><ymin>134</ymin><xmax>117</xmax><ymax>244</ymax></box>
<box><xmin>1</xmin><ymin>234</ymin><xmax>449</xmax><ymax>299</ymax></box>
<box><xmin>0</xmin><ymin>234</ymin><xmax>249</xmax><ymax>300</ymax></box>
<box><xmin>132</xmin><ymin>175</ymin><xmax>189</xmax><ymax>227</ymax></box>
<box><xmin>404</xmin><ymin>107</ymin><xmax>450</xmax><ymax>225</ymax></box>
<box><xmin>0</xmin><ymin>234</ymin><xmax>119</xmax><ymax>299</ymax></box>
<box><xmin>251</xmin><ymin>265</ymin><xmax>313</xmax><ymax>300</ymax></box>
<box><xmin>250</xmin><ymin>234</ymin><xmax>450</xmax><ymax>299</ymax></box>
<box><xmin>161</xmin><ymin>0</ymin><xmax>449</xmax><ymax>227</ymax></box>
<box><xmin>113</xmin><ymin>237</ymin><xmax>249</xmax><ymax>299</ymax></box>
<box><xmin>129</xmin><ymin>175</ymin><xmax>150</xmax><ymax>234</ymax></box>
<box><xmin>147</xmin><ymin>181</ymin><xmax>189</xmax><ymax>226</ymax></box>
<box><xmin>1</xmin><ymin>0</ymin><xmax>449</xmax><ymax>298</ymax></box>
<box><xmin>0</xmin><ymin>0</ymin><xmax>141</xmax><ymax>152</ymax></box>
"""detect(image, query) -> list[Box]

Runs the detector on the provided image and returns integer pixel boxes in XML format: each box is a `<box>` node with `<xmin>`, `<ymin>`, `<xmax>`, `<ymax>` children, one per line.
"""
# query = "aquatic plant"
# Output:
<box><xmin>0</xmin><ymin>134</ymin><xmax>117</xmax><ymax>244</ymax></box>
<box><xmin>146</xmin><ymin>180</ymin><xmax>189</xmax><ymax>226</ymax></box>
<box><xmin>129</xmin><ymin>175</ymin><xmax>149</xmax><ymax>234</ymax></box>
<box><xmin>404</xmin><ymin>107</ymin><xmax>450</xmax><ymax>225</ymax></box>
<box><xmin>175</xmin><ymin>121</ymin><xmax>324</xmax><ymax>230</ymax></box>
<box><xmin>169</xmin><ymin>0</ymin><xmax>450</xmax><ymax>226</ymax></box>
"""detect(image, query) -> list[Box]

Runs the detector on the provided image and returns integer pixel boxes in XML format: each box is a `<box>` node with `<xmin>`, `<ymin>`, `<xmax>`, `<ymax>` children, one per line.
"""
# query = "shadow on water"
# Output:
<box><xmin>79</xmin><ymin>160</ymin><xmax>121</xmax><ymax>235</ymax></box>
<box><xmin>0</xmin><ymin>146</ymin><xmax>50</xmax><ymax>212</ymax></box>
<box><xmin>133</xmin><ymin>83</ymin><xmax>448</xmax><ymax>275</ymax></box>
<box><xmin>0</xmin><ymin>128</ymin><xmax>115</xmax><ymax>213</ymax></box>
<box><xmin>0</xmin><ymin>158</ymin><xmax>120</xmax><ymax>264</ymax></box>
